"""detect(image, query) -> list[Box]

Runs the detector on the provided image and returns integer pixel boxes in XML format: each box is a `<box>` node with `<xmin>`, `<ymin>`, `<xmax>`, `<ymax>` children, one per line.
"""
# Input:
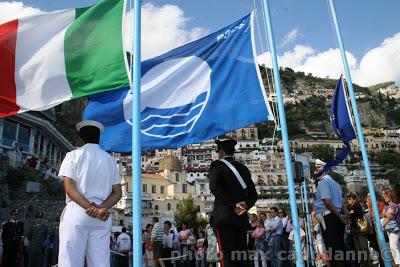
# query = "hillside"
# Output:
<box><xmin>258</xmin><ymin>67</ymin><xmax>400</xmax><ymax>139</ymax></box>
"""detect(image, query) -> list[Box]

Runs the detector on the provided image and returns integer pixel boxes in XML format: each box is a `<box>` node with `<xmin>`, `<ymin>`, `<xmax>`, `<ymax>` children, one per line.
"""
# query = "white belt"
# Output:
<box><xmin>321</xmin><ymin>209</ymin><xmax>342</xmax><ymax>216</ymax></box>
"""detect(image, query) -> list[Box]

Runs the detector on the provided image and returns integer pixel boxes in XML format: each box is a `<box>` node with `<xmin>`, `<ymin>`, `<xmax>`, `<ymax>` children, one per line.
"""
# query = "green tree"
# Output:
<box><xmin>311</xmin><ymin>144</ymin><xmax>335</xmax><ymax>163</ymax></box>
<box><xmin>376</xmin><ymin>150</ymin><xmax>400</xmax><ymax>168</ymax></box>
<box><xmin>174</xmin><ymin>197</ymin><xmax>203</xmax><ymax>228</ymax></box>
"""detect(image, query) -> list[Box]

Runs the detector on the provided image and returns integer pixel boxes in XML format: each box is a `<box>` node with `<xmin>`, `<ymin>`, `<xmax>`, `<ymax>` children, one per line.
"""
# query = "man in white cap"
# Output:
<box><xmin>313</xmin><ymin>159</ymin><xmax>348</xmax><ymax>267</ymax></box>
<box><xmin>58</xmin><ymin>120</ymin><xmax>122</xmax><ymax>267</ymax></box>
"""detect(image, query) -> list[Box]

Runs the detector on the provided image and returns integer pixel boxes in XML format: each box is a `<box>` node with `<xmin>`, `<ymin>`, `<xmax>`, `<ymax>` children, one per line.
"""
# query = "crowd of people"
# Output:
<box><xmin>141</xmin><ymin>216</ymin><xmax>218</xmax><ymax>267</ymax></box>
<box><xmin>138</xmin><ymin>183</ymin><xmax>400</xmax><ymax>267</ymax></box>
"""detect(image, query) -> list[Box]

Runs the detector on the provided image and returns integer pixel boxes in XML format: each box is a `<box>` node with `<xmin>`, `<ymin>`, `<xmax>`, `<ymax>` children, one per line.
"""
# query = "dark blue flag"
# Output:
<box><xmin>317</xmin><ymin>76</ymin><xmax>356</xmax><ymax>176</ymax></box>
<box><xmin>84</xmin><ymin>12</ymin><xmax>274</xmax><ymax>152</ymax></box>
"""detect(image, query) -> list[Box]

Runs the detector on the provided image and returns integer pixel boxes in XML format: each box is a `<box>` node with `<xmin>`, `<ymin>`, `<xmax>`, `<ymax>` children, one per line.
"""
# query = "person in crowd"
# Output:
<box><xmin>247</xmin><ymin>213</ymin><xmax>258</xmax><ymax>251</ymax></box>
<box><xmin>151</xmin><ymin>217</ymin><xmax>165</xmax><ymax>267</ymax></box>
<box><xmin>311</xmin><ymin>211</ymin><xmax>329</xmax><ymax>267</ymax></box>
<box><xmin>266</xmin><ymin>207</ymin><xmax>283</xmax><ymax>267</ymax></box>
<box><xmin>1</xmin><ymin>209</ymin><xmax>24</xmax><ymax>267</ymax></box>
<box><xmin>209</xmin><ymin>139</ymin><xmax>257</xmax><ymax>267</ymax></box>
<box><xmin>195</xmin><ymin>230</ymin><xmax>207</xmax><ymax>267</ymax></box>
<box><xmin>251</xmin><ymin>219</ymin><xmax>267</xmax><ymax>267</ymax></box>
<box><xmin>163</xmin><ymin>221</ymin><xmax>175</xmax><ymax>267</ymax></box>
<box><xmin>143</xmin><ymin>224</ymin><xmax>153</xmax><ymax>267</ymax></box>
<box><xmin>346</xmin><ymin>193</ymin><xmax>371</xmax><ymax>267</ymax></box>
<box><xmin>259</xmin><ymin>212</ymin><xmax>267</xmax><ymax>224</ymax></box>
<box><xmin>58</xmin><ymin>120</ymin><xmax>122</xmax><ymax>267</ymax></box>
<box><xmin>116</xmin><ymin>227</ymin><xmax>132</xmax><ymax>267</ymax></box>
<box><xmin>279</xmin><ymin>209</ymin><xmax>290</xmax><ymax>267</ymax></box>
<box><xmin>26</xmin><ymin>212</ymin><xmax>48</xmax><ymax>267</ymax></box>
<box><xmin>288</xmin><ymin>219</ymin><xmax>308</xmax><ymax>266</ymax></box>
<box><xmin>205</xmin><ymin>218</ymin><xmax>218</xmax><ymax>267</ymax></box>
<box><xmin>188</xmin><ymin>226</ymin><xmax>197</xmax><ymax>251</ymax></box>
<box><xmin>313</xmin><ymin>159</ymin><xmax>349</xmax><ymax>267</ymax></box>
<box><xmin>365</xmin><ymin>193</ymin><xmax>384</xmax><ymax>267</ymax></box>
<box><xmin>178</xmin><ymin>222</ymin><xmax>192</xmax><ymax>265</ymax></box>
<box><xmin>381</xmin><ymin>188</ymin><xmax>400</xmax><ymax>266</ymax></box>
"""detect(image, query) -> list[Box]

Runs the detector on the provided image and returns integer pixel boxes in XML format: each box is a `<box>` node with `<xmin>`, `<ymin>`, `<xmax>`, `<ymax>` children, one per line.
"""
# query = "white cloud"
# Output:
<box><xmin>258</xmin><ymin>32</ymin><xmax>400</xmax><ymax>86</ymax></box>
<box><xmin>279</xmin><ymin>27</ymin><xmax>302</xmax><ymax>48</ymax></box>
<box><xmin>0</xmin><ymin>1</ymin><xmax>45</xmax><ymax>24</ymax></box>
<box><xmin>279</xmin><ymin>45</ymin><xmax>315</xmax><ymax>67</ymax></box>
<box><xmin>1</xmin><ymin>2</ymin><xmax>209</xmax><ymax>61</ymax></box>
<box><xmin>352</xmin><ymin>32</ymin><xmax>400</xmax><ymax>86</ymax></box>
<box><xmin>125</xmin><ymin>3</ymin><xmax>209</xmax><ymax>59</ymax></box>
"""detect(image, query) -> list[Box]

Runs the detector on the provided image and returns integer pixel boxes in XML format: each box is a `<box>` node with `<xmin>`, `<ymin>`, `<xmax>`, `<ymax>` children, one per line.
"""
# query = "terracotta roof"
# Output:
<box><xmin>142</xmin><ymin>173</ymin><xmax>165</xmax><ymax>180</ymax></box>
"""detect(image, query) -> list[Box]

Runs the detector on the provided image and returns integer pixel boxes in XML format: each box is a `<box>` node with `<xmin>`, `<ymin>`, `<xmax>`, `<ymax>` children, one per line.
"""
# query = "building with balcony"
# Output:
<box><xmin>0</xmin><ymin>112</ymin><xmax>74</xmax><ymax>176</ymax></box>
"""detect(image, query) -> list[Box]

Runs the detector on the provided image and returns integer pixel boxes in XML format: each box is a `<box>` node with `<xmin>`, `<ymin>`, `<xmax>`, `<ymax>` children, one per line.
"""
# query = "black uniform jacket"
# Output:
<box><xmin>209</xmin><ymin>156</ymin><xmax>257</xmax><ymax>227</ymax></box>
<box><xmin>2</xmin><ymin>220</ymin><xmax>24</xmax><ymax>246</ymax></box>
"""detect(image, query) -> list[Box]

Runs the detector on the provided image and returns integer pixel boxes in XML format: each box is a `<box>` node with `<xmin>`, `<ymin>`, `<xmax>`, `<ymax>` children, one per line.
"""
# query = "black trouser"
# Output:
<box><xmin>216</xmin><ymin>225</ymin><xmax>250</xmax><ymax>267</ymax></box>
<box><xmin>2</xmin><ymin>243</ymin><xmax>19</xmax><ymax>267</ymax></box>
<box><xmin>163</xmin><ymin>248</ymin><xmax>173</xmax><ymax>267</ymax></box>
<box><xmin>321</xmin><ymin>213</ymin><xmax>346</xmax><ymax>267</ymax></box>
<box><xmin>27</xmin><ymin>249</ymin><xmax>44</xmax><ymax>267</ymax></box>
<box><xmin>116</xmin><ymin>252</ymin><xmax>129</xmax><ymax>267</ymax></box>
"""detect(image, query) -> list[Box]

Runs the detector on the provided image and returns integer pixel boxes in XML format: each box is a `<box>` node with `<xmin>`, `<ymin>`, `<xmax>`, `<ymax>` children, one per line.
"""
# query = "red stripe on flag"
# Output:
<box><xmin>0</xmin><ymin>19</ymin><xmax>19</xmax><ymax>117</ymax></box>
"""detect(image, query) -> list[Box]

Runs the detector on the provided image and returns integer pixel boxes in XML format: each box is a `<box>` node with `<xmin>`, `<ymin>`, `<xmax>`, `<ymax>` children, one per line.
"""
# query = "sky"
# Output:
<box><xmin>0</xmin><ymin>0</ymin><xmax>399</xmax><ymax>87</ymax></box>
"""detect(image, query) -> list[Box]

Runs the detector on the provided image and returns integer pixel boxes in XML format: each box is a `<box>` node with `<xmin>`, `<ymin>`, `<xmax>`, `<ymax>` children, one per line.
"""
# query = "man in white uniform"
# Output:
<box><xmin>58</xmin><ymin>120</ymin><xmax>122</xmax><ymax>267</ymax></box>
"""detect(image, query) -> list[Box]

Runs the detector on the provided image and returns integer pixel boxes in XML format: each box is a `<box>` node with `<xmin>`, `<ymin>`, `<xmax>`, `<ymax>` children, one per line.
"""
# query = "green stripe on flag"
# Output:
<box><xmin>64</xmin><ymin>0</ymin><xmax>129</xmax><ymax>98</ymax></box>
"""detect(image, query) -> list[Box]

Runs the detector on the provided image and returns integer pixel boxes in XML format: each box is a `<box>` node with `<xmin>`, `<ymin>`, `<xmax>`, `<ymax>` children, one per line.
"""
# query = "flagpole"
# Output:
<box><xmin>302</xmin><ymin>181</ymin><xmax>315</xmax><ymax>266</ymax></box>
<box><xmin>260</xmin><ymin>0</ymin><xmax>304</xmax><ymax>265</ymax></box>
<box><xmin>132</xmin><ymin>0</ymin><xmax>142</xmax><ymax>266</ymax></box>
<box><xmin>327</xmin><ymin>1</ymin><xmax>391</xmax><ymax>266</ymax></box>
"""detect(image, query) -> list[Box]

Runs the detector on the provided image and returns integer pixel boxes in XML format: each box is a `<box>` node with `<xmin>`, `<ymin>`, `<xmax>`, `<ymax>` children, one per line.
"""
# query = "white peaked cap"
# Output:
<box><xmin>315</xmin><ymin>159</ymin><xmax>326</xmax><ymax>168</ymax></box>
<box><xmin>76</xmin><ymin>120</ymin><xmax>104</xmax><ymax>133</ymax></box>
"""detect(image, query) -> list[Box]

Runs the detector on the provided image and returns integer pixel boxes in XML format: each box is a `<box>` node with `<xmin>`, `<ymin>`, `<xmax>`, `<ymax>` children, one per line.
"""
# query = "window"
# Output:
<box><xmin>167</xmin><ymin>203</ymin><xmax>171</xmax><ymax>210</ymax></box>
<box><xmin>155</xmin><ymin>205</ymin><xmax>158</xmax><ymax>211</ymax></box>
<box><xmin>200</xmin><ymin>184</ymin><xmax>205</xmax><ymax>190</ymax></box>
<box><xmin>175</xmin><ymin>173</ymin><xmax>179</xmax><ymax>182</ymax></box>
<box><xmin>143</xmin><ymin>184</ymin><xmax>147</xmax><ymax>193</ymax></box>
<box><xmin>182</xmin><ymin>184</ymin><xmax>187</xmax><ymax>193</ymax></box>
<box><xmin>17</xmin><ymin>125</ymin><xmax>30</xmax><ymax>152</ymax></box>
<box><xmin>177</xmin><ymin>204</ymin><xmax>180</xmax><ymax>209</ymax></box>
<box><xmin>160</xmin><ymin>186</ymin><xmax>165</xmax><ymax>194</ymax></box>
<box><xmin>152</xmin><ymin>185</ymin><xmax>156</xmax><ymax>193</ymax></box>
<box><xmin>2</xmin><ymin>120</ymin><xmax>17</xmax><ymax>147</ymax></box>
<box><xmin>149</xmin><ymin>203</ymin><xmax>152</xmax><ymax>209</ymax></box>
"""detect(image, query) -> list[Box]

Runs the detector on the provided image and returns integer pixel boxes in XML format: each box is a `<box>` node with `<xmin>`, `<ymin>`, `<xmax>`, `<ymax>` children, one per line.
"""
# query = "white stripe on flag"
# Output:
<box><xmin>15</xmin><ymin>10</ymin><xmax>75</xmax><ymax>112</ymax></box>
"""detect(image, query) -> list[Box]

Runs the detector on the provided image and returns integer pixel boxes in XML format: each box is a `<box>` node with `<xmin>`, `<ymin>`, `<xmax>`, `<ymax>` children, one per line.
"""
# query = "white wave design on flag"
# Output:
<box><xmin>140</xmin><ymin>92</ymin><xmax>209</xmax><ymax>138</ymax></box>
<box><xmin>123</xmin><ymin>56</ymin><xmax>212</xmax><ymax>138</ymax></box>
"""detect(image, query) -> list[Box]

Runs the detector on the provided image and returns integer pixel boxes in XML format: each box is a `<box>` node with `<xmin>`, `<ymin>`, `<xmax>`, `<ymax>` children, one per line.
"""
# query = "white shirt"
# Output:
<box><xmin>280</xmin><ymin>216</ymin><xmax>288</xmax><ymax>228</ymax></box>
<box><xmin>117</xmin><ymin>233</ymin><xmax>132</xmax><ymax>252</ymax></box>
<box><xmin>58</xmin><ymin>143</ymin><xmax>120</xmax><ymax>204</ymax></box>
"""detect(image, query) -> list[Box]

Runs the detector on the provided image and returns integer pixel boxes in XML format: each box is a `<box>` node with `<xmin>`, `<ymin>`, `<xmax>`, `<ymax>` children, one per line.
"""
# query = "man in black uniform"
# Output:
<box><xmin>1</xmin><ymin>209</ymin><xmax>24</xmax><ymax>267</ymax></box>
<box><xmin>209</xmin><ymin>139</ymin><xmax>257</xmax><ymax>267</ymax></box>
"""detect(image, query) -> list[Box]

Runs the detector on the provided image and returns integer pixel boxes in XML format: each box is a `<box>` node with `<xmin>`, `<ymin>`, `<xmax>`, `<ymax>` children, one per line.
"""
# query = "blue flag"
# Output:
<box><xmin>84</xmin><ymin>12</ymin><xmax>274</xmax><ymax>152</ymax></box>
<box><xmin>317</xmin><ymin>76</ymin><xmax>356</xmax><ymax>176</ymax></box>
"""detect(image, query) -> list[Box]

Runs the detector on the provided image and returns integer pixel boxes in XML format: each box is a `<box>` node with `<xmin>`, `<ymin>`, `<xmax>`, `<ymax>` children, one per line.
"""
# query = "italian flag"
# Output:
<box><xmin>0</xmin><ymin>0</ymin><xmax>129</xmax><ymax>117</ymax></box>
